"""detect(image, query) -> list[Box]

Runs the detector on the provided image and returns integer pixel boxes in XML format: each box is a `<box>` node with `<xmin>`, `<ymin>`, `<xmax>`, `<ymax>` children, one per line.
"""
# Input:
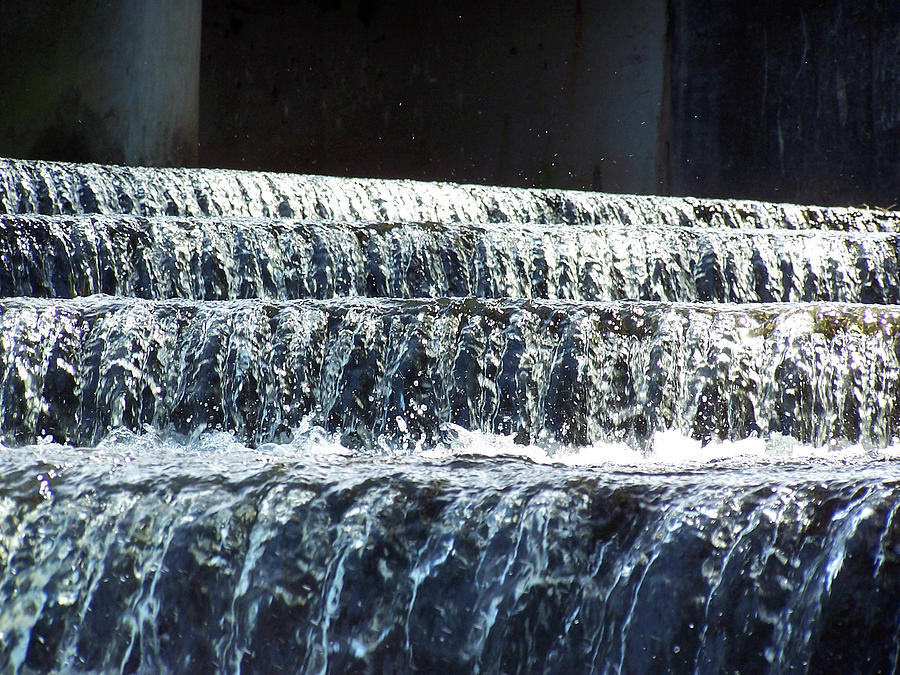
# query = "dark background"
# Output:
<box><xmin>2</xmin><ymin>0</ymin><xmax>899</xmax><ymax>207</ymax></box>
<box><xmin>668</xmin><ymin>0</ymin><xmax>900</xmax><ymax>208</ymax></box>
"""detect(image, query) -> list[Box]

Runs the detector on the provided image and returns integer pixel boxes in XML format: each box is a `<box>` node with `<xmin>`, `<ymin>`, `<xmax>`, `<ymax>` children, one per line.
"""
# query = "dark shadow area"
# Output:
<box><xmin>668</xmin><ymin>0</ymin><xmax>900</xmax><ymax>207</ymax></box>
<box><xmin>1</xmin><ymin>1</ymin><xmax>899</xmax><ymax>205</ymax></box>
<box><xmin>198</xmin><ymin>0</ymin><xmax>666</xmax><ymax>192</ymax></box>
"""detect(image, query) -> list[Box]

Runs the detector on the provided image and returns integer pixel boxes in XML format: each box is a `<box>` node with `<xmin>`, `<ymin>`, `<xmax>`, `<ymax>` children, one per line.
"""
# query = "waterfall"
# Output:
<box><xmin>2</xmin><ymin>215</ymin><xmax>900</xmax><ymax>303</ymax></box>
<box><xmin>1</xmin><ymin>297</ymin><xmax>900</xmax><ymax>449</ymax></box>
<box><xmin>1</xmin><ymin>157</ymin><xmax>899</xmax><ymax>672</ymax></box>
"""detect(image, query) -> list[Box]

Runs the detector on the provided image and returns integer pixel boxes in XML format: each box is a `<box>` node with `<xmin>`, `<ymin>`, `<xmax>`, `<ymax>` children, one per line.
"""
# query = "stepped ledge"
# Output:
<box><xmin>2</xmin><ymin>157</ymin><xmax>899</xmax><ymax>231</ymax></box>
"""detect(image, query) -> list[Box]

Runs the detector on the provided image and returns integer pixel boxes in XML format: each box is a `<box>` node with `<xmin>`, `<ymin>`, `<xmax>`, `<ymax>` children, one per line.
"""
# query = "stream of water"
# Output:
<box><xmin>1</xmin><ymin>158</ymin><xmax>899</xmax><ymax>673</ymax></box>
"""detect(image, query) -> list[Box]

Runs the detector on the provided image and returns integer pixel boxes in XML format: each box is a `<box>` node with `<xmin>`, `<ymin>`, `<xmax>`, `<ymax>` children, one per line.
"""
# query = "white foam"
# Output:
<box><xmin>8</xmin><ymin>421</ymin><xmax>900</xmax><ymax>475</ymax></box>
<box><xmin>421</xmin><ymin>424</ymin><xmax>900</xmax><ymax>470</ymax></box>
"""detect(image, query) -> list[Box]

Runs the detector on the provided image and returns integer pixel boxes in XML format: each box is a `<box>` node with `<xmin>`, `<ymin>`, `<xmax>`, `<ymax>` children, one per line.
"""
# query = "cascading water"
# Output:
<box><xmin>1</xmin><ymin>158</ymin><xmax>899</xmax><ymax>673</ymax></box>
<box><xmin>3</xmin><ymin>215</ymin><xmax>900</xmax><ymax>303</ymax></box>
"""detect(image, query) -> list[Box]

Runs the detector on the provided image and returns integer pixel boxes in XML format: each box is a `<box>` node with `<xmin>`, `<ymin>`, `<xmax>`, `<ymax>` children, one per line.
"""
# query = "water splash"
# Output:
<box><xmin>0</xmin><ymin>296</ymin><xmax>898</xmax><ymax>449</ymax></box>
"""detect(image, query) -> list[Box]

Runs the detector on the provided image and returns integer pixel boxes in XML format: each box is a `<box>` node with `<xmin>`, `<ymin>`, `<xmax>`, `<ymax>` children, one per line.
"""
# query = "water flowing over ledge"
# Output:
<box><xmin>3</xmin><ymin>157</ymin><xmax>900</xmax><ymax>673</ymax></box>
<box><xmin>2</xmin><ymin>434</ymin><xmax>900</xmax><ymax>673</ymax></box>
<box><xmin>2</xmin><ymin>214</ymin><xmax>900</xmax><ymax>303</ymax></box>
<box><xmin>2</xmin><ymin>156</ymin><xmax>899</xmax><ymax>230</ymax></box>
<box><xmin>1</xmin><ymin>296</ymin><xmax>899</xmax><ymax>449</ymax></box>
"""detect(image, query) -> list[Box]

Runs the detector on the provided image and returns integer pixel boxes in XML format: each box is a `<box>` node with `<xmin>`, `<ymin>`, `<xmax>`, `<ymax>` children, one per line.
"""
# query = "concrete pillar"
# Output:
<box><xmin>0</xmin><ymin>0</ymin><xmax>201</xmax><ymax>167</ymax></box>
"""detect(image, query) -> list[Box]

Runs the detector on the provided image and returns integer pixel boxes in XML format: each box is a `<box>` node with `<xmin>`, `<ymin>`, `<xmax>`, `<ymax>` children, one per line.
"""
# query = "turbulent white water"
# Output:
<box><xmin>2</xmin><ymin>157</ymin><xmax>900</xmax><ymax>673</ymax></box>
<box><xmin>2</xmin><ymin>215</ymin><xmax>900</xmax><ymax>303</ymax></box>
<box><xmin>3</xmin><ymin>156</ymin><xmax>900</xmax><ymax>230</ymax></box>
<box><xmin>3</xmin><ymin>428</ymin><xmax>900</xmax><ymax>672</ymax></box>
<box><xmin>1</xmin><ymin>296</ymin><xmax>898</xmax><ymax>449</ymax></box>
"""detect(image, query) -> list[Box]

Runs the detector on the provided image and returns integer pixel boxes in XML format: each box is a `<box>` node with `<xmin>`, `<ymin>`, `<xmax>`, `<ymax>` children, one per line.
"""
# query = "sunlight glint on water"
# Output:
<box><xmin>0</xmin><ymin>158</ymin><xmax>899</xmax><ymax>672</ymax></box>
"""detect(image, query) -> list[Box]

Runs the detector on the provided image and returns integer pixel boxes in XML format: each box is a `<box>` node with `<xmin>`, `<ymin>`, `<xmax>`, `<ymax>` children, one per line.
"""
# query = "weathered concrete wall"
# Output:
<box><xmin>0</xmin><ymin>0</ymin><xmax>201</xmax><ymax>167</ymax></box>
<box><xmin>6</xmin><ymin>1</ymin><xmax>897</xmax><ymax>207</ymax></box>
<box><xmin>199</xmin><ymin>0</ymin><xmax>666</xmax><ymax>193</ymax></box>
<box><xmin>666</xmin><ymin>0</ymin><xmax>900</xmax><ymax>207</ymax></box>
